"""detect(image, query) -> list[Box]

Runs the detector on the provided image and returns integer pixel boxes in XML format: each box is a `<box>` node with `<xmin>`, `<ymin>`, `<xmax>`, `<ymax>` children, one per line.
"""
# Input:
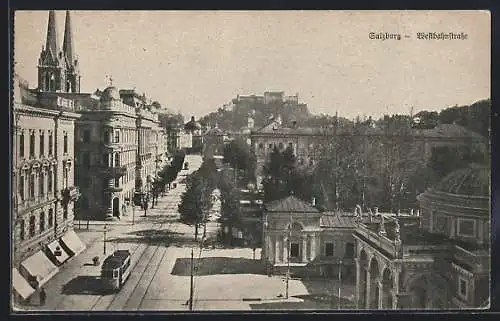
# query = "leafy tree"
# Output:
<box><xmin>159</xmin><ymin>112</ymin><xmax>185</xmax><ymax>131</ymax></box>
<box><xmin>178</xmin><ymin>174</ymin><xmax>212</xmax><ymax>241</ymax></box>
<box><xmin>439</xmin><ymin>99</ymin><xmax>491</xmax><ymax>138</ymax></box>
<box><xmin>223</xmin><ymin>138</ymin><xmax>256</xmax><ymax>184</ymax></box>
<box><xmin>429</xmin><ymin>144</ymin><xmax>489</xmax><ymax>179</ymax></box>
<box><xmin>262</xmin><ymin>146</ymin><xmax>314</xmax><ymax>203</ymax></box>
<box><xmin>218</xmin><ymin>176</ymin><xmax>242</xmax><ymax>245</ymax></box>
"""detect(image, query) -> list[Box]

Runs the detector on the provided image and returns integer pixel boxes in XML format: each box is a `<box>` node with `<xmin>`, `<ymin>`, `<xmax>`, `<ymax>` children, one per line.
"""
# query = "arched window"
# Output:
<box><xmin>39</xmin><ymin>212</ymin><xmax>45</xmax><ymax>232</ymax></box>
<box><xmin>48</xmin><ymin>209</ymin><xmax>54</xmax><ymax>227</ymax></box>
<box><xmin>19</xmin><ymin>131</ymin><xmax>25</xmax><ymax>158</ymax></box>
<box><xmin>39</xmin><ymin>171</ymin><xmax>44</xmax><ymax>195</ymax></box>
<box><xmin>47</xmin><ymin>170</ymin><xmax>53</xmax><ymax>193</ymax></box>
<box><xmin>29</xmin><ymin>216</ymin><xmax>36</xmax><ymax>237</ymax></box>
<box><xmin>103</xmin><ymin>153</ymin><xmax>109</xmax><ymax>167</ymax></box>
<box><xmin>29</xmin><ymin>131</ymin><xmax>35</xmax><ymax>157</ymax></box>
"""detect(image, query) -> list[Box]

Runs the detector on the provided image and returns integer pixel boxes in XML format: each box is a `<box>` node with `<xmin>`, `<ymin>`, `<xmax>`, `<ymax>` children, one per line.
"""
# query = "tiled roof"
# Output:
<box><xmin>265</xmin><ymin>195</ymin><xmax>319</xmax><ymax>213</ymax></box>
<box><xmin>319</xmin><ymin>215</ymin><xmax>358</xmax><ymax>228</ymax></box>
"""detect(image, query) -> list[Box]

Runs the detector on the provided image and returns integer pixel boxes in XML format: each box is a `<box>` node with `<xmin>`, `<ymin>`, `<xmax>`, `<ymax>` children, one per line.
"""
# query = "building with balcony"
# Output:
<box><xmin>128</xmin><ymin>93</ymin><xmax>162</xmax><ymax>196</ymax></box>
<box><xmin>74</xmin><ymin>86</ymin><xmax>138</xmax><ymax>220</ymax></box>
<box><xmin>353</xmin><ymin>164</ymin><xmax>490</xmax><ymax>309</ymax></box>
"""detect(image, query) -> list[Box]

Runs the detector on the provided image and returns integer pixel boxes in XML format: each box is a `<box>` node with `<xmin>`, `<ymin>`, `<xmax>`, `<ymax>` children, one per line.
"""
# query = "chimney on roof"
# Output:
<box><xmin>311</xmin><ymin>197</ymin><xmax>316</xmax><ymax>206</ymax></box>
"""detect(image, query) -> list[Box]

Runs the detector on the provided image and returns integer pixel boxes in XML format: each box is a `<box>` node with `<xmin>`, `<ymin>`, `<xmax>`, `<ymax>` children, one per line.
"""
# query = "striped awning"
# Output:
<box><xmin>60</xmin><ymin>230</ymin><xmax>86</xmax><ymax>256</ymax></box>
<box><xmin>20</xmin><ymin>251</ymin><xmax>59</xmax><ymax>288</ymax></box>
<box><xmin>46</xmin><ymin>239</ymin><xmax>70</xmax><ymax>265</ymax></box>
<box><xmin>12</xmin><ymin>268</ymin><xmax>35</xmax><ymax>300</ymax></box>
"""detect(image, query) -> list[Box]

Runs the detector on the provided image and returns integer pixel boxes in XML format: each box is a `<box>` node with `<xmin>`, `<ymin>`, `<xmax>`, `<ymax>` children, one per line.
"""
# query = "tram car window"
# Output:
<box><xmin>100</xmin><ymin>250</ymin><xmax>132</xmax><ymax>292</ymax></box>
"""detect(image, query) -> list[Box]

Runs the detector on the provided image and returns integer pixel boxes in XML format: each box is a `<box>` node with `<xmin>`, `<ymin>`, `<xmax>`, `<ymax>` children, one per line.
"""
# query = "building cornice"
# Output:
<box><xmin>14</xmin><ymin>103</ymin><xmax>81</xmax><ymax>120</ymax></box>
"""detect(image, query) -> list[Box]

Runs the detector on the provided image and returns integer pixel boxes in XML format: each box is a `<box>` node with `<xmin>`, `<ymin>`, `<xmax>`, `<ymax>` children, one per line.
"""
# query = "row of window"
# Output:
<box><xmin>257</xmin><ymin>142</ymin><xmax>318</xmax><ymax>151</ymax></box>
<box><xmin>433</xmin><ymin>212</ymin><xmax>476</xmax><ymax>238</ymax></box>
<box><xmin>287</xmin><ymin>241</ymin><xmax>355</xmax><ymax>258</ymax></box>
<box><xmin>18</xmin><ymin>207</ymin><xmax>67</xmax><ymax>241</ymax></box>
<box><xmin>19</xmin><ymin>170</ymin><xmax>53</xmax><ymax>201</ymax></box>
<box><xmin>258</xmin><ymin>142</ymin><xmax>295</xmax><ymax>151</ymax></box>
<box><xmin>18</xmin><ymin>166</ymin><xmax>70</xmax><ymax>201</ymax></box>
<box><xmin>18</xmin><ymin>130</ymin><xmax>68</xmax><ymax>159</ymax></box>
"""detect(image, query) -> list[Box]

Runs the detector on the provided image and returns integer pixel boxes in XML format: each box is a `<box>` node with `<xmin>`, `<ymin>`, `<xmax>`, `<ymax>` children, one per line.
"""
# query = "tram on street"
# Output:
<box><xmin>100</xmin><ymin>250</ymin><xmax>132</xmax><ymax>291</ymax></box>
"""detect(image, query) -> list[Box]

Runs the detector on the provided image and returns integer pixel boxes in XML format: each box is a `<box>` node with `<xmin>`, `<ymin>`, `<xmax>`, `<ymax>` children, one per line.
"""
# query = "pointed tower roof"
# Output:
<box><xmin>63</xmin><ymin>10</ymin><xmax>75</xmax><ymax>65</ymax></box>
<box><xmin>45</xmin><ymin>10</ymin><xmax>59</xmax><ymax>57</ymax></box>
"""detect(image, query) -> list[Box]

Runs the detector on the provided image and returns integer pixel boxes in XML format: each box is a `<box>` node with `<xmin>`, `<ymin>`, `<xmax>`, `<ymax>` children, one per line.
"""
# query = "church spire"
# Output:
<box><xmin>63</xmin><ymin>10</ymin><xmax>75</xmax><ymax>65</ymax></box>
<box><xmin>45</xmin><ymin>10</ymin><xmax>58</xmax><ymax>57</ymax></box>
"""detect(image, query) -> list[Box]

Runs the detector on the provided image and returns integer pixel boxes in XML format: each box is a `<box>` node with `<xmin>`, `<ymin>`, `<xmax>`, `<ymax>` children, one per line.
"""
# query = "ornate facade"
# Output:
<box><xmin>75</xmin><ymin>87</ymin><xmax>138</xmax><ymax>220</ymax></box>
<box><xmin>12</xmin><ymin>12</ymin><xmax>88</xmax><ymax>304</ymax></box>
<box><xmin>353</xmin><ymin>164</ymin><xmax>490</xmax><ymax>309</ymax></box>
<box><xmin>184</xmin><ymin>116</ymin><xmax>204</xmax><ymax>153</ymax></box>
<box><xmin>12</xmin><ymin>75</ymin><xmax>83</xmax><ymax>302</ymax></box>
<box><xmin>261</xmin><ymin>195</ymin><xmax>361</xmax><ymax>281</ymax></box>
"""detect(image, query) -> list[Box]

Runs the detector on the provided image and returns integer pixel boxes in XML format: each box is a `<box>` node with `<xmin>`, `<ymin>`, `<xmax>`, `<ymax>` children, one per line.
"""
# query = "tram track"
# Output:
<box><xmin>98</xmin><ymin>195</ymin><xmax>184</xmax><ymax>311</ymax></box>
<box><xmin>89</xmin><ymin>202</ymin><xmax>181</xmax><ymax>311</ymax></box>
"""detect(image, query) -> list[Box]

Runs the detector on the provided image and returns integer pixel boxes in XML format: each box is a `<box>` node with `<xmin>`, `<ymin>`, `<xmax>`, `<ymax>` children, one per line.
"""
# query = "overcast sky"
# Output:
<box><xmin>13</xmin><ymin>10</ymin><xmax>490</xmax><ymax>120</ymax></box>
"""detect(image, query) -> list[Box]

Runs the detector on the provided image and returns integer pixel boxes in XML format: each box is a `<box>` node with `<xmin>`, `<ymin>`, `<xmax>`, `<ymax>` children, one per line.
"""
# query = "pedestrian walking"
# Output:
<box><xmin>39</xmin><ymin>287</ymin><xmax>47</xmax><ymax>306</ymax></box>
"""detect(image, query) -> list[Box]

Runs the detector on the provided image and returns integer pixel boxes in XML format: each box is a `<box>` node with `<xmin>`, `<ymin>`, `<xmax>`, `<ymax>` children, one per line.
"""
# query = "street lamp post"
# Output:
<box><xmin>338</xmin><ymin>259</ymin><xmax>343</xmax><ymax>309</ymax></box>
<box><xmin>103</xmin><ymin>224</ymin><xmax>108</xmax><ymax>255</ymax></box>
<box><xmin>285</xmin><ymin>216</ymin><xmax>292</xmax><ymax>299</ymax></box>
<box><xmin>132</xmin><ymin>201</ymin><xmax>135</xmax><ymax>225</ymax></box>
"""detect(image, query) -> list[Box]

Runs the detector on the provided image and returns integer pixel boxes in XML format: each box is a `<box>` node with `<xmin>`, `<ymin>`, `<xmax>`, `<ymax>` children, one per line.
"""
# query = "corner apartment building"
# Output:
<box><xmin>74</xmin><ymin>87</ymin><xmax>138</xmax><ymax>220</ymax></box>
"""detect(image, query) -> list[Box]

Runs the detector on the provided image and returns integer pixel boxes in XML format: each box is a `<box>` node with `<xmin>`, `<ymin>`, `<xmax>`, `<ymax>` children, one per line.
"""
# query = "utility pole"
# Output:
<box><xmin>189</xmin><ymin>248</ymin><xmax>194</xmax><ymax>311</ymax></box>
<box><xmin>285</xmin><ymin>216</ymin><xmax>292</xmax><ymax>299</ymax></box>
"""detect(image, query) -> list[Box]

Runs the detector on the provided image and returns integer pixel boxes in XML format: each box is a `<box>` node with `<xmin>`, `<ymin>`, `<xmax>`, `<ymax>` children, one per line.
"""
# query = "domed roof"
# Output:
<box><xmin>100</xmin><ymin>86</ymin><xmax>121</xmax><ymax>102</ymax></box>
<box><xmin>184</xmin><ymin>116</ymin><xmax>202</xmax><ymax>130</ymax></box>
<box><xmin>433</xmin><ymin>164</ymin><xmax>490</xmax><ymax>197</ymax></box>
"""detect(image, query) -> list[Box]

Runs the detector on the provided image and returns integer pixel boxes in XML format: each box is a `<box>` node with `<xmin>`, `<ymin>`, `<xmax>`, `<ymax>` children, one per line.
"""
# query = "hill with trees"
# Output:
<box><xmin>199</xmin><ymin>98</ymin><xmax>311</xmax><ymax>131</ymax></box>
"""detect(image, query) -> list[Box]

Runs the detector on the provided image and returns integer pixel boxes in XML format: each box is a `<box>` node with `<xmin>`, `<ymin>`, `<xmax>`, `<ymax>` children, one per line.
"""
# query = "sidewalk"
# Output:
<box><xmin>73</xmin><ymin>183</ymin><xmax>186</xmax><ymax>231</ymax></box>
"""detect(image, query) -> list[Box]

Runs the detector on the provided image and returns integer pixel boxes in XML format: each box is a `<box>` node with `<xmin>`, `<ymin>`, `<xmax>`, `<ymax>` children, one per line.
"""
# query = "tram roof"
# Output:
<box><xmin>102</xmin><ymin>250</ymin><xmax>131</xmax><ymax>269</ymax></box>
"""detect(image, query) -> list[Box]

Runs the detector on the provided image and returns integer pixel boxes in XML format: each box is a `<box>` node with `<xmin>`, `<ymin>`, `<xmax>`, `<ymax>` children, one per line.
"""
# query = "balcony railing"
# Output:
<box><xmin>100</xmin><ymin>166</ymin><xmax>127</xmax><ymax>177</ymax></box>
<box><xmin>356</xmin><ymin>223</ymin><xmax>399</xmax><ymax>258</ymax></box>
<box><xmin>62</xmin><ymin>186</ymin><xmax>79</xmax><ymax>203</ymax></box>
<box><xmin>454</xmin><ymin>245</ymin><xmax>490</xmax><ymax>271</ymax></box>
<box><xmin>105</xmin><ymin>186</ymin><xmax>124</xmax><ymax>193</ymax></box>
<box><xmin>15</xmin><ymin>195</ymin><xmax>57</xmax><ymax>212</ymax></box>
